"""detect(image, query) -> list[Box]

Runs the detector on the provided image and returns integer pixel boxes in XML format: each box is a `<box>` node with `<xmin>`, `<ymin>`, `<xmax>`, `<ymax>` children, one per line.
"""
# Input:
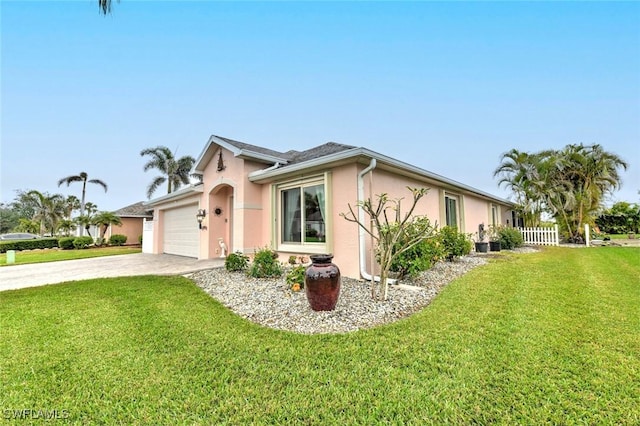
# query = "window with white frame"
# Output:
<box><xmin>277</xmin><ymin>177</ymin><xmax>327</xmax><ymax>250</ymax></box>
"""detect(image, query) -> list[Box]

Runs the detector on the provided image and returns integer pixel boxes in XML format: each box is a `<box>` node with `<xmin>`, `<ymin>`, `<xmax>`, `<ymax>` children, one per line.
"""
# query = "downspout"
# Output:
<box><xmin>358</xmin><ymin>158</ymin><xmax>377</xmax><ymax>281</ymax></box>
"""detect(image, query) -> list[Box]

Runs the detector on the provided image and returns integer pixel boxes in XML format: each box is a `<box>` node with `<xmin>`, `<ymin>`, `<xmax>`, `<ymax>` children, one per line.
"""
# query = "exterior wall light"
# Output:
<box><xmin>196</xmin><ymin>209</ymin><xmax>206</xmax><ymax>229</ymax></box>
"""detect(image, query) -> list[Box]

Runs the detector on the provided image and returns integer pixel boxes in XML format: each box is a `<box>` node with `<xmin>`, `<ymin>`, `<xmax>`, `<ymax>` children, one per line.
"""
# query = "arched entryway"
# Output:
<box><xmin>208</xmin><ymin>184</ymin><xmax>234</xmax><ymax>258</ymax></box>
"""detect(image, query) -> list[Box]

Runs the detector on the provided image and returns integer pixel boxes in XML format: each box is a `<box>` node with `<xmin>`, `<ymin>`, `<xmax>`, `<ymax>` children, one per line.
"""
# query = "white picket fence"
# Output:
<box><xmin>518</xmin><ymin>225</ymin><xmax>559</xmax><ymax>246</ymax></box>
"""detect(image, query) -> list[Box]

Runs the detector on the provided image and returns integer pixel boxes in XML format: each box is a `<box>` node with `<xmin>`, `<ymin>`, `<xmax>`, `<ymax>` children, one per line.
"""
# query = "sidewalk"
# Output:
<box><xmin>0</xmin><ymin>253</ymin><xmax>224</xmax><ymax>292</ymax></box>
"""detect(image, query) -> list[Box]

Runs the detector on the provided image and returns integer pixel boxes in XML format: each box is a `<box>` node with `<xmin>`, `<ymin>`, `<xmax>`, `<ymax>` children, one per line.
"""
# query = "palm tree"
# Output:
<box><xmin>75</xmin><ymin>202</ymin><xmax>99</xmax><ymax>238</ymax></box>
<box><xmin>57</xmin><ymin>219</ymin><xmax>76</xmax><ymax>237</ymax></box>
<box><xmin>494</xmin><ymin>144</ymin><xmax>628</xmax><ymax>242</ymax></box>
<box><xmin>75</xmin><ymin>215</ymin><xmax>93</xmax><ymax>238</ymax></box>
<box><xmin>559</xmin><ymin>143</ymin><xmax>628</xmax><ymax>239</ymax></box>
<box><xmin>494</xmin><ymin>149</ymin><xmax>544</xmax><ymax>226</ymax></box>
<box><xmin>84</xmin><ymin>202</ymin><xmax>99</xmax><ymax>216</ymax></box>
<box><xmin>140</xmin><ymin>146</ymin><xmax>196</xmax><ymax>198</ymax></box>
<box><xmin>58</xmin><ymin>172</ymin><xmax>108</xmax><ymax>235</ymax></box>
<box><xmin>26</xmin><ymin>190</ymin><xmax>65</xmax><ymax>236</ymax></box>
<box><xmin>92</xmin><ymin>211</ymin><xmax>122</xmax><ymax>243</ymax></box>
<box><xmin>15</xmin><ymin>218</ymin><xmax>40</xmax><ymax>234</ymax></box>
<box><xmin>99</xmin><ymin>0</ymin><xmax>117</xmax><ymax>15</ymax></box>
<box><xmin>64</xmin><ymin>195</ymin><xmax>81</xmax><ymax>221</ymax></box>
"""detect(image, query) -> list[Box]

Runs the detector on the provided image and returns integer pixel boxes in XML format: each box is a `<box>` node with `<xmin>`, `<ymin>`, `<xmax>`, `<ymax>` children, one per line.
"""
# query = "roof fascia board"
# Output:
<box><xmin>143</xmin><ymin>184</ymin><xmax>204</xmax><ymax>207</ymax></box>
<box><xmin>248</xmin><ymin>147</ymin><xmax>366</xmax><ymax>181</ymax></box>
<box><xmin>250</xmin><ymin>147</ymin><xmax>514</xmax><ymax>207</ymax></box>
<box><xmin>236</xmin><ymin>149</ymin><xmax>289</xmax><ymax>164</ymax></box>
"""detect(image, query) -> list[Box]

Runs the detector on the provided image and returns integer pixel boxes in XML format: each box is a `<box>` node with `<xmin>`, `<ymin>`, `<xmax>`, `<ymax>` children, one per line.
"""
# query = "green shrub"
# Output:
<box><xmin>73</xmin><ymin>236</ymin><xmax>94</xmax><ymax>249</ymax></box>
<box><xmin>389</xmin><ymin>217</ymin><xmax>443</xmax><ymax>278</ymax></box>
<box><xmin>498</xmin><ymin>226</ymin><xmax>524</xmax><ymax>250</ymax></box>
<box><xmin>286</xmin><ymin>264</ymin><xmax>307</xmax><ymax>289</ymax></box>
<box><xmin>0</xmin><ymin>238</ymin><xmax>59</xmax><ymax>253</ymax></box>
<box><xmin>390</xmin><ymin>237</ymin><xmax>444</xmax><ymax>278</ymax></box>
<box><xmin>138</xmin><ymin>235</ymin><xmax>143</xmax><ymax>244</ymax></box>
<box><xmin>225</xmin><ymin>251</ymin><xmax>250</xmax><ymax>272</ymax></box>
<box><xmin>58</xmin><ymin>237</ymin><xmax>75</xmax><ymax>250</ymax></box>
<box><xmin>440</xmin><ymin>226</ymin><xmax>472</xmax><ymax>261</ymax></box>
<box><xmin>248</xmin><ymin>247</ymin><xmax>282</xmax><ymax>278</ymax></box>
<box><xmin>109</xmin><ymin>234</ymin><xmax>127</xmax><ymax>246</ymax></box>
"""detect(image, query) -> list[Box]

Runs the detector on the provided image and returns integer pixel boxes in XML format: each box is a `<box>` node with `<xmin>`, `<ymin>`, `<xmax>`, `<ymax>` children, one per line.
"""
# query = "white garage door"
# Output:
<box><xmin>163</xmin><ymin>204</ymin><xmax>199</xmax><ymax>258</ymax></box>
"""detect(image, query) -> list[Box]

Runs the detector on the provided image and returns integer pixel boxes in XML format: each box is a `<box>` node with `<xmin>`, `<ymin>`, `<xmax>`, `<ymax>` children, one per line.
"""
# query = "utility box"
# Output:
<box><xmin>6</xmin><ymin>250</ymin><xmax>16</xmax><ymax>264</ymax></box>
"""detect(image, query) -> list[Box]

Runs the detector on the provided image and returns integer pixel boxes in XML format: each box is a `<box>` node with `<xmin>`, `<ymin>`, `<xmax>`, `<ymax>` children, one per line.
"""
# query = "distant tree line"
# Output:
<box><xmin>595</xmin><ymin>202</ymin><xmax>640</xmax><ymax>235</ymax></box>
<box><xmin>0</xmin><ymin>170</ymin><xmax>120</xmax><ymax>241</ymax></box>
<box><xmin>2</xmin><ymin>146</ymin><xmax>197</xmax><ymax>237</ymax></box>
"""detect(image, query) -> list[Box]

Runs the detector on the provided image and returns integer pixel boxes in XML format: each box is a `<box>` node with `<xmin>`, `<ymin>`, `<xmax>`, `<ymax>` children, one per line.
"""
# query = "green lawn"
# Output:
<box><xmin>0</xmin><ymin>246</ymin><xmax>141</xmax><ymax>266</ymax></box>
<box><xmin>1</xmin><ymin>247</ymin><xmax>638</xmax><ymax>424</ymax></box>
<box><xmin>606</xmin><ymin>233</ymin><xmax>637</xmax><ymax>240</ymax></box>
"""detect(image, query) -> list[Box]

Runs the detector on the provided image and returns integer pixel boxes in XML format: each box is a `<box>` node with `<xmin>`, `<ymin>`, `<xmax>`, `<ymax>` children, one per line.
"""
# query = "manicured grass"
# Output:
<box><xmin>0</xmin><ymin>246</ymin><xmax>141</xmax><ymax>266</ymax></box>
<box><xmin>606</xmin><ymin>233</ymin><xmax>637</xmax><ymax>240</ymax></box>
<box><xmin>1</xmin><ymin>247</ymin><xmax>638</xmax><ymax>424</ymax></box>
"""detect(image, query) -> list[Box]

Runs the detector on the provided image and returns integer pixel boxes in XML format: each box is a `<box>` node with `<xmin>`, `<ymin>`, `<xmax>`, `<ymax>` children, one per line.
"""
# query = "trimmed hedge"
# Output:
<box><xmin>73</xmin><ymin>236</ymin><xmax>94</xmax><ymax>249</ymax></box>
<box><xmin>58</xmin><ymin>237</ymin><xmax>75</xmax><ymax>250</ymax></box>
<box><xmin>109</xmin><ymin>234</ymin><xmax>127</xmax><ymax>246</ymax></box>
<box><xmin>0</xmin><ymin>238</ymin><xmax>59</xmax><ymax>253</ymax></box>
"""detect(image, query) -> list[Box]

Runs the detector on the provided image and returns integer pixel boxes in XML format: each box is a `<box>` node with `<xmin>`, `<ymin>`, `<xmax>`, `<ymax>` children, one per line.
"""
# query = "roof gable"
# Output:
<box><xmin>214</xmin><ymin>135</ymin><xmax>293</xmax><ymax>162</ymax></box>
<box><xmin>194</xmin><ymin>135</ymin><xmax>291</xmax><ymax>172</ymax></box>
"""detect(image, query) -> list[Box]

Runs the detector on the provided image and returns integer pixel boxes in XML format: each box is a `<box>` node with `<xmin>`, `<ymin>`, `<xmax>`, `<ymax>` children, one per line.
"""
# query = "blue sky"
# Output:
<box><xmin>1</xmin><ymin>1</ymin><xmax>639</xmax><ymax>212</ymax></box>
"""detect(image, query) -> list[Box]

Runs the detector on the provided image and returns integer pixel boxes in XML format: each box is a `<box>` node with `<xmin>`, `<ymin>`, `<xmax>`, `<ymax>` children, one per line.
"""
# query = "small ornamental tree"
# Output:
<box><xmin>341</xmin><ymin>187</ymin><xmax>435</xmax><ymax>301</ymax></box>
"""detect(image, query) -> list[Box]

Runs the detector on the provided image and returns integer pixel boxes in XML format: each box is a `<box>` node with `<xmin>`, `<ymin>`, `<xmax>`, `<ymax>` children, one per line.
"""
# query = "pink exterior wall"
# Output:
<box><xmin>501</xmin><ymin>205</ymin><xmax>514</xmax><ymax>227</ymax></box>
<box><xmin>324</xmin><ymin>164</ymin><xmax>361</xmax><ymax>278</ymax></box>
<box><xmin>197</xmin><ymin>147</ymin><xmax>267</xmax><ymax>258</ymax></box>
<box><xmin>361</xmin><ymin>168</ymin><xmax>442</xmax><ymax>222</ymax></box>
<box><xmin>463</xmin><ymin>196</ymin><xmax>490</xmax><ymax>240</ymax></box>
<box><xmin>336</xmin><ymin>166</ymin><xmax>430</xmax><ymax>278</ymax></box>
<box><xmin>110</xmin><ymin>217</ymin><xmax>144</xmax><ymax>245</ymax></box>
<box><xmin>148</xmin><ymin>146</ymin><xmax>271</xmax><ymax>259</ymax></box>
<box><xmin>331</xmin><ymin>165</ymin><xmax>512</xmax><ymax>277</ymax></box>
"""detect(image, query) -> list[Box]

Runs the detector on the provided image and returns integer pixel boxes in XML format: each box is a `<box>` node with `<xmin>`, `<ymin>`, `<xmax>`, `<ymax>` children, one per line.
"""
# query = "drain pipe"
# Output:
<box><xmin>358</xmin><ymin>158</ymin><xmax>377</xmax><ymax>281</ymax></box>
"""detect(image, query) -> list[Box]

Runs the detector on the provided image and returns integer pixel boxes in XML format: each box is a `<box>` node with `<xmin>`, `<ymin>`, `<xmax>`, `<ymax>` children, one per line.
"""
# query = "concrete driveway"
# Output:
<box><xmin>0</xmin><ymin>253</ymin><xmax>225</xmax><ymax>292</ymax></box>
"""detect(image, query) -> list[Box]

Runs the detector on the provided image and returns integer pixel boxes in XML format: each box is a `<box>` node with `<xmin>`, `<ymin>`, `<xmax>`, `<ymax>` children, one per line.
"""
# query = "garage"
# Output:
<box><xmin>162</xmin><ymin>204</ymin><xmax>199</xmax><ymax>258</ymax></box>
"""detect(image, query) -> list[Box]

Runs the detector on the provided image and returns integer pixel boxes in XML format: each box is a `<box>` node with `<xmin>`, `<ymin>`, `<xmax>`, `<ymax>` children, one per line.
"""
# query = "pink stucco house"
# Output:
<box><xmin>145</xmin><ymin>135</ymin><xmax>516</xmax><ymax>279</ymax></box>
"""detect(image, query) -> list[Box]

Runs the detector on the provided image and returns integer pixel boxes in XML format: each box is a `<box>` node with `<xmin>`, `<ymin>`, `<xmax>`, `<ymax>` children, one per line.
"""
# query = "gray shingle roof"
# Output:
<box><xmin>214</xmin><ymin>135</ymin><xmax>356</xmax><ymax>166</ymax></box>
<box><xmin>285</xmin><ymin>142</ymin><xmax>356</xmax><ymax>165</ymax></box>
<box><xmin>113</xmin><ymin>201</ymin><xmax>153</xmax><ymax>218</ymax></box>
<box><xmin>214</xmin><ymin>135</ymin><xmax>293</xmax><ymax>162</ymax></box>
